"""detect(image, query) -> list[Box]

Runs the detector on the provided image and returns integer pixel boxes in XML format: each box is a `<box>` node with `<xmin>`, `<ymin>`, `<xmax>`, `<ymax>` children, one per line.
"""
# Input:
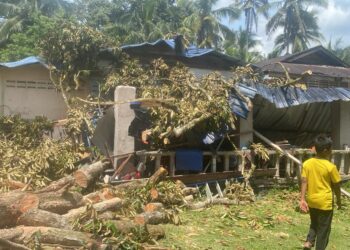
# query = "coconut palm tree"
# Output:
<box><xmin>327</xmin><ymin>38</ymin><xmax>350</xmax><ymax>65</ymax></box>
<box><xmin>224</xmin><ymin>28</ymin><xmax>263</xmax><ymax>63</ymax></box>
<box><xmin>235</xmin><ymin>0</ymin><xmax>269</xmax><ymax>34</ymax></box>
<box><xmin>266</xmin><ymin>0</ymin><xmax>327</xmax><ymax>55</ymax></box>
<box><xmin>182</xmin><ymin>0</ymin><xmax>240</xmax><ymax>48</ymax></box>
<box><xmin>0</xmin><ymin>0</ymin><xmax>71</xmax><ymax>43</ymax></box>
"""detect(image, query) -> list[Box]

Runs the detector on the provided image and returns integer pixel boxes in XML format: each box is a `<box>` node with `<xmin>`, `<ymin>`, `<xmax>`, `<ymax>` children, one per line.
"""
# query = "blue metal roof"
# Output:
<box><xmin>0</xmin><ymin>56</ymin><xmax>47</xmax><ymax>68</ymax></box>
<box><xmin>229</xmin><ymin>84</ymin><xmax>258</xmax><ymax>119</ymax></box>
<box><xmin>253</xmin><ymin>84</ymin><xmax>350</xmax><ymax>108</ymax></box>
<box><xmin>122</xmin><ymin>39</ymin><xmax>223</xmax><ymax>59</ymax></box>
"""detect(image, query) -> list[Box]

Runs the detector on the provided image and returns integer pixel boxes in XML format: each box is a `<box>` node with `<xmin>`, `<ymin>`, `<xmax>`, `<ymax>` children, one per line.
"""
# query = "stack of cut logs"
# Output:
<box><xmin>0</xmin><ymin>160</ymin><xmax>255</xmax><ymax>250</ymax></box>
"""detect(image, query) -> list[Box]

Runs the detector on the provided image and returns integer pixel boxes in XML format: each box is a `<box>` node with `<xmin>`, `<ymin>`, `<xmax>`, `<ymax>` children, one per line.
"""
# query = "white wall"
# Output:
<box><xmin>0</xmin><ymin>64</ymin><xmax>67</xmax><ymax>120</ymax></box>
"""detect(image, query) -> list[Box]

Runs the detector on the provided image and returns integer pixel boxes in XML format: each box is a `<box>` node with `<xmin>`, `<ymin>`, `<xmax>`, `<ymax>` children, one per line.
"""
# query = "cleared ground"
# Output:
<box><xmin>160</xmin><ymin>184</ymin><xmax>350</xmax><ymax>250</ymax></box>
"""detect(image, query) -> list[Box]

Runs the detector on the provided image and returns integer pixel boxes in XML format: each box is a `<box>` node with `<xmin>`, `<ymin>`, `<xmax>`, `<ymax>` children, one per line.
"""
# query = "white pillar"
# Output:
<box><xmin>113</xmin><ymin>86</ymin><xmax>136</xmax><ymax>167</ymax></box>
<box><xmin>339</xmin><ymin>101</ymin><xmax>350</xmax><ymax>149</ymax></box>
<box><xmin>0</xmin><ymin>69</ymin><xmax>4</xmax><ymax>115</ymax></box>
<box><xmin>239</xmin><ymin>111</ymin><xmax>253</xmax><ymax>148</ymax></box>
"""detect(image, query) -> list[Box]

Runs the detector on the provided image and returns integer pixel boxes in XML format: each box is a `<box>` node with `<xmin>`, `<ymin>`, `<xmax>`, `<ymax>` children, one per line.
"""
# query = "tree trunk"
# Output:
<box><xmin>0</xmin><ymin>226</ymin><xmax>97</xmax><ymax>248</ymax></box>
<box><xmin>74</xmin><ymin>161</ymin><xmax>109</xmax><ymax>188</ymax></box>
<box><xmin>144</xmin><ymin>203</ymin><xmax>164</xmax><ymax>213</ymax></box>
<box><xmin>64</xmin><ymin>198</ymin><xmax>124</xmax><ymax>222</ymax></box>
<box><xmin>0</xmin><ymin>181</ymin><xmax>83</xmax><ymax>228</ymax></box>
<box><xmin>109</xmin><ymin>220</ymin><xmax>165</xmax><ymax>239</ymax></box>
<box><xmin>147</xmin><ymin>167</ymin><xmax>168</xmax><ymax>186</ymax></box>
<box><xmin>83</xmin><ymin>188</ymin><xmax>115</xmax><ymax>204</ymax></box>
<box><xmin>134</xmin><ymin>211</ymin><xmax>168</xmax><ymax>225</ymax></box>
<box><xmin>0</xmin><ymin>238</ymin><xmax>31</xmax><ymax>250</ymax></box>
<box><xmin>17</xmin><ymin>209</ymin><xmax>71</xmax><ymax>230</ymax></box>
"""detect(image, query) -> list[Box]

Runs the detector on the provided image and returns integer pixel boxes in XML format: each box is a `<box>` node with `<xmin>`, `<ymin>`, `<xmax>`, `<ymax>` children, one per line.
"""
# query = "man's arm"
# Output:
<box><xmin>333</xmin><ymin>182</ymin><xmax>341</xmax><ymax>209</ymax></box>
<box><xmin>300</xmin><ymin>177</ymin><xmax>309</xmax><ymax>213</ymax></box>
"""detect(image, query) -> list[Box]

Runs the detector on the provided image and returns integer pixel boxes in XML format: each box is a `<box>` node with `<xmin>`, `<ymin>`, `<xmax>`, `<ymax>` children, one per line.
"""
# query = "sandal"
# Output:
<box><xmin>303</xmin><ymin>241</ymin><xmax>313</xmax><ymax>249</ymax></box>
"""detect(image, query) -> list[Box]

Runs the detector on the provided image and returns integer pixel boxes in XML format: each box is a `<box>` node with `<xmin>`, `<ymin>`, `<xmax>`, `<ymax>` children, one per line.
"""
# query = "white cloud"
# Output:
<box><xmin>216</xmin><ymin>0</ymin><xmax>350</xmax><ymax>54</ymax></box>
<box><xmin>314</xmin><ymin>0</ymin><xmax>350</xmax><ymax>48</ymax></box>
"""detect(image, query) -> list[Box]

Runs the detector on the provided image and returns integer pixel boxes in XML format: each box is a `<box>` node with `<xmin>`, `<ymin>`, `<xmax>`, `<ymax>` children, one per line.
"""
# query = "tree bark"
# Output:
<box><xmin>0</xmin><ymin>238</ymin><xmax>31</xmax><ymax>250</ymax></box>
<box><xmin>144</xmin><ymin>203</ymin><xmax>164</xmax><ymax>213</ymax></box>
<box><xmin>17</xmin><ymin>209</ymin><xmax>71</xmax><ymax>230</ymax></box>
<box><xmin>83</xmin><ymin>188</ymin><xmax>115</xmax><ymax>204</ymax></box>
<box><xmin>134</xmin><ymin>211</ymin><xmax>168</xmax><ymax>225</ymax></box>
<box><xmin>0</xmin><ymin>226</ymin><xmax>97</xmax><ymax>248</ymax></box>
<box><xmin>74</xmin><ymin>161</ymin><xmax>109</xmax><ymax>188</ymax></box>
<box><xmin>64</xmin><ymin>198</ymin><xmax>124</xmax><ymax>222</ymax></box>
<box><xmin>147</xmin><ymin>167</ymin><xmax>168</xmax><ymax>186</ymax></box>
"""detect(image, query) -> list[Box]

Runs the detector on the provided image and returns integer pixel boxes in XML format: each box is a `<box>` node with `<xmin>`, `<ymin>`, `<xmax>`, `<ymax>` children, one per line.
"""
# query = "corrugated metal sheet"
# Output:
<box><xmin>0</xmin><ymin>56</ymin><xmax>47</xmax><ymax>68</ymax></box>
<box><xmin>253</xmin><ymin>84</ymin><xmax>350</xmax><ymax>108</ymax></box>
<box><xmin>121</xmin><ymin>39</ymin><xmax>215</xmax><ymax>58</ymax></box>
<box><xmin>229</xmin><ymin>84</ymin><xmax>257</xmax><ymax>119</ymax></box>
<box><xmin>257</xmin><ymin>62</ymin><xmax>350</xmax><ymax>78</ymax></box>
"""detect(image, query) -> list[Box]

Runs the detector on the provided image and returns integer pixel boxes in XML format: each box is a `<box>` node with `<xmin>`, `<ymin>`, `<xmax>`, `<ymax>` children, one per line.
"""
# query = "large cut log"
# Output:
<box><xmin>0</xmin><ymin>238</ymin><xmax>31</xmax><ymax>250</ymax></box>
<box><xmin>64</xmin><ymin>197</ymin><xmax>124</xmax><ymax>222</ymax></box>
<box><xmin>17</xmin><ymin>209</ymin><xmax>71</xmax><ymax>230</ymax></box>
<box><xmin>147</xmin><ymin>167</ymin><xmax>168</xmax><ymax>186</ymax></box>
<box><xmin>144</xmin><ymin>203</ymin><xmax>164</xmax><ymax>213</ymax></box>
<box><xmin>0</xmin><ymin>226</ymin><xmax>97</xmax><ymax>248</ymax></box>
<box><xmin>0</xmin><ymin>187</ymin><xmax>83</xmax><ymax>228</ymax></box>
<box><xmin>134</xmin><ymin>211</ymin><xmax>168</xmax><ymax>225</ymax></box>
<box><xmin>74</xmin><ymin>161</ymin><xmax>110</xmax><ymax>188</ymax></box>
<box><xmin>109</xmin><ymin>220</ymin><xmax>165</xmax><ymax>239</ymax></box>
<box><xmin>83</xmin><ymin>187</ymin><xmax>115</xmax><ymax>204</ymax></box>
<box><xmin>187</xmin><ymin>198</ymin><xmax>238</xmax><ymax>210</ymax></box>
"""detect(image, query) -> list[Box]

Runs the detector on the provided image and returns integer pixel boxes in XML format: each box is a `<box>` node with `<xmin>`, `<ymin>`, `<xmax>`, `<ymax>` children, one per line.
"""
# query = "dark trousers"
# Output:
<box><xmin>306</xmin><ymin>208</ymin><xmax>333</xmax><ymax>250</ymax></box>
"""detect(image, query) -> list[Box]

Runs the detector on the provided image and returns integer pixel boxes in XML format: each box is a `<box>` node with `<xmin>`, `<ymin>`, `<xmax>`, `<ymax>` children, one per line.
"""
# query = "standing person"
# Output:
<box><xmin>300</xmin><ymin>134</ymin><xmax>342</xmax><ymax>250</ymax></box>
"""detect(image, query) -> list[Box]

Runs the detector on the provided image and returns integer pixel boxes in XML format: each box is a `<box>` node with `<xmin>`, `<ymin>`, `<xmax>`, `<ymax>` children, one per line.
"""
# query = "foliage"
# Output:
<box><xmin>104</xmin><ymin>58</ymin><xmax>246</xmax><ymax>147</ymax></box>
<box><xmin>235</xmin><ymin>0</ymin><xmax>269</xmax><ymax>34</ymax></box>
<box><xmin>0</xmin><ymin>14</ymin><xmax>55</xmax><ymax>62</ymax></box>
<box><xmin>0</xmin><ymin>0</ymin><xmax>72</xmax><ymax>42</ymax></box>
<box><xmin>73</xmin><ymin>204</ymin><xmax>155</xmax><ymax>249</ymax></box>
<box><xmin>224</xmin><ymin>28</ymin><xmax>264</xmax><ymax>64</ymax></box>
<box><xmin>327</xmin><ymin>38</ymin><xmax>350</xmax><ymax>65</ymax></box>
<box><xmin>0</xmin><ymin>115</ymin><xmax>82</xmax><ymax>191</ymax></box>
<box><xmin>124</xmin><ymin>181</ymin><xmax>184</xmax><ymax>215</ymax></box>
<box><xmin>40</xmin><ymin>19</ymin><xmax>119</xmax><ymax>92</ymax></box>
<box><xmin>181</xmin><ymin>0</ymin><xmax>240</xmax><ymax>48</ymax></box>
<box><xmin>266</xmin><ymin>0</ymin><xmax>327</xmax><ymax>55</ymax></box>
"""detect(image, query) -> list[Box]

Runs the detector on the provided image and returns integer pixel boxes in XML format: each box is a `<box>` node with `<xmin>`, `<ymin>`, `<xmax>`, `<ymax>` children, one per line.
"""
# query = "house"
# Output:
<box><xmin>250</xmin><ymin>46</ymin><xmax>350</xmax><ymax>149</ymax></box>
<box><xmin>0</xmin><ymin>56</ymin><xmax>67</xmax><ymax>120</ymax></box>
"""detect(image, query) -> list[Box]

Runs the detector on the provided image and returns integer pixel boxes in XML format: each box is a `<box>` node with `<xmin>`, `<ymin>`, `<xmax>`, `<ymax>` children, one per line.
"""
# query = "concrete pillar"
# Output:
<box><xmin>331</xmin><ymin>101</ymin><xmax>341</xmax><ymax>149</ymax></box>
<box><xmin>113</xmin><ymin>86</ymin><xmax>136</xmax><ymax>167</ymax></box>
<box><xmin>239</xmin><ymin>111</ymin><xmax>253</xmax><ymax>148</ymax></box>
<box><xmin>0</xmin><ymin>70</ymin><xmax>4</xmax><ymax>115</ymax></box>
<box><xmin>339</xmin><ymin>101</ymin><xmax>350</xmax><ymax>149</ymax></box>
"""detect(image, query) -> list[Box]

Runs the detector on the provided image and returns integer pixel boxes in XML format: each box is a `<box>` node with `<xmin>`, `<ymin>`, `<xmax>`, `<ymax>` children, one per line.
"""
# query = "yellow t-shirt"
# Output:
<box><xmin>301</xmin><ymin>158</ymin><xmax>341</xmax><ymax>210</ymax></box>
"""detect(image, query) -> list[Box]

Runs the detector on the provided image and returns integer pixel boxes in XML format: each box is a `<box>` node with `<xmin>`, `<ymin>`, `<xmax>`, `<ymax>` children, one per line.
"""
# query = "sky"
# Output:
<box><xmin>215</xmin><ymin>0</ymin><xmax>350</xmax><ymax>56</ymax></box>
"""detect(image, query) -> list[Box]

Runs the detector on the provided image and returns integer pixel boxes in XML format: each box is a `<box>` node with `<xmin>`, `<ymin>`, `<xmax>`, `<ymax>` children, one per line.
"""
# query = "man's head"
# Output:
<box><xmin>314</xmin><ymin>134</ymin><xmax>332</xmax><ymax>158</ymax></box>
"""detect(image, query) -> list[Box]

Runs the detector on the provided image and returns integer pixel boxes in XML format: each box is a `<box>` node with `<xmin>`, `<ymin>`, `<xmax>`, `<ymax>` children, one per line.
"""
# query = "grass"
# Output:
<box><xmin>159</xmin><ymin>184</ymin><xmax>350</xmax><ymax>250</ymax></box>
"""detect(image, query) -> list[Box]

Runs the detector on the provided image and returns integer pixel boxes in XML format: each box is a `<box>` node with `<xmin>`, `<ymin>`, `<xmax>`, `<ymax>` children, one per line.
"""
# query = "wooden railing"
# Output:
<box><xmin>136</xmin><ymin>149</ymin><xmax>350</xmax><ymax>178</ymax></box>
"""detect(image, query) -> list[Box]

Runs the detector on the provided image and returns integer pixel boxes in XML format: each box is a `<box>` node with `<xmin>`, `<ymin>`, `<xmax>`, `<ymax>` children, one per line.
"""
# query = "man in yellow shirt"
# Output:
<box><xmin>300</xmin><ymin>134</ymin><xmax>341</xmax><ymax>250</ymax></box>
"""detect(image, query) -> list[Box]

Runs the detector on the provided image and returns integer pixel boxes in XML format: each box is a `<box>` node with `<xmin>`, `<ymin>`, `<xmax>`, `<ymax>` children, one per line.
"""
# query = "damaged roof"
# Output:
<box><xmin>0</xmin><ymin>56</ymin><xmax>48</xmax><ymax>68</ymax></box>
<box><xmin>254</xmin><ymin>46</ymin><xmax>350</xmax><ymax>78</ymax></box>
<box><xmin>121</xmin><ymin>38</ymin><xmax>242</xmax><ymax>70</ymax></box>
